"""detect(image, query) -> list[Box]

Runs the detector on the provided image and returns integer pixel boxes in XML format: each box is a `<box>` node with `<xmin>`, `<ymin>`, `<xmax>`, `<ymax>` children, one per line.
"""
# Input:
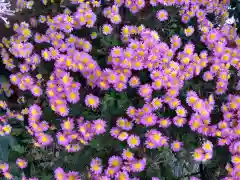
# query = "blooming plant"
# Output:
<box><xmin>0</xmin><ymin>0</ymin><xmax>239</xmax><ymax>180</ymax></box>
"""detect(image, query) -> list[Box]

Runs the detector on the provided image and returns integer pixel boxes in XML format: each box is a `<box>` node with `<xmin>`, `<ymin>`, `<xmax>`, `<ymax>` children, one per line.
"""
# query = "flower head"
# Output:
<box><xmin>54</xmin><ymin>167</ymin><xmax>66</xmax><ymax>180</ymax></box>
<box><xmin>171</xmin><ymin>141</ymin><xmax>183</xmax><ymax>152</ymax></box>
<box><xmin>90</xmin><ymin>157</ymin><xmax>102</xmax><ymax>174</ymax></box>
<box><xmin>102</xmin><ymin>24</ymin><xmax>113</xmax><ymax>35</ymax></box>
<box><xmin>16</xmin><ymin>158</ymin><xmax>28</xmax><ymax>169</ymax></box>
<box><xmin>93</xmin><ymin>119</ymin><xmax>107</xmax><ymax>135</ymax></box>
<box><xmin>131</xmin><ymin>158</ymin><xmax>146</xmax><ymax>172</ymax></box>
<box><xmin>156</xmin><ymin>10</ymin><xmax>168</xmax><ymax>21</ymax></box>
<box><xmin>127</xmin><ymin>135</ymin><xmax>140</xmax><ymax>148</ymax></box>
<box><xmin>85</xmin><ymin>94</ymin><xmax>100</xmax><ymax>108</ymax></box>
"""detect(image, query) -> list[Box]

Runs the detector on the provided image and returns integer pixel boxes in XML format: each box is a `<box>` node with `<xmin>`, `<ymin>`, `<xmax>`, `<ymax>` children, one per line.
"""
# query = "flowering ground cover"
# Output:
<box><xmin>0</xmin><ymin>0</ymin><xmax>239</xmax><ymax>179</ymax></box>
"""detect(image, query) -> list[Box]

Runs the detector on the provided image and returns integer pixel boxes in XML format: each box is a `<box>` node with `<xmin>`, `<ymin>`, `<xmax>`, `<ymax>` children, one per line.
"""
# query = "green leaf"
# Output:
<box><xmin>0</xmin><ymin>75</ymin><xmax>9</xmax><ymax>87</ymax></box>
<box><xmin>0</xmin><ymin>136</ymin><xmax>10</xmax><ymax>161</ymax></box>
<box><xmin>12</xmin><ymin>145</ymin><xmax>25</xmax><ymax>154</ymax></box>
<box><xmin>69</xmin><ymin>102</ymin><xmax>84</xmax><ymax>116</ymax></box>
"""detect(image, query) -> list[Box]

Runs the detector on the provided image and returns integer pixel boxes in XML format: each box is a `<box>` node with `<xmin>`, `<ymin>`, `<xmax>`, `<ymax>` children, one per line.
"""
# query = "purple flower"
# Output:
<box><xmin>93</xmin><ymin>119</ymin><xmax>107</xmax><ymax>135</ymax></box>
<box><xmin>171</xmin><ymin>141</ymin><xmax>183</xmax><ymax>152</ymax></box>
<box><xmin>131</xmin><ymin>158</ymin><xmax>146</xmax><ymax>172</ymax></box>
<box><xmin>90</xmin><ymin>157</ymin><xmax>102</xmax><ymax>174</ymax></box>
<box><xmin>127</xmin><ymin>135</ymin><xmax>140</xmax><ymax>148</ymax></box>
<box><xmin>85</xmin><ymin>94</ymin><xmax>100</xmax><ymax>109</ymax></box>
<box><xmin>140</xmin><ymin>113</ymin><xmax>157</xmax><ymax>127</ymax></box>
<box><xmin>156</xmin><ymin>10</ymin><xmax>168</xmax><ymax>21</ymax></box>
<box><xmin>108</xmin><ymin>156</ymin><xmax>122</xmax><ymax>168</ymax></box>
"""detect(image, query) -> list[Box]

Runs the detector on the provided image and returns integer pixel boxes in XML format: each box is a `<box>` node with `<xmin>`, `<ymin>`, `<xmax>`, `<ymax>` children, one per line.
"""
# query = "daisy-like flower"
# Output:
<box><xmin>140</xmin><ymin>113</ymin><xmax>157</xmax><ymax>127</ymax></box>
<box><xmin>66</xmin><ymin>91</ymin><xmax>80</xmax><ymax>104</ymax></box>
<box><xmin>173</xmin><ymin>116</ymin><xmax>186</xmax><ymax>127</ymax></box>
<box><xmin>107</xmin><ymin>71</ymin><xmax>119</xmax><ymax>84</ymax></box>
<box><xmin>207</xmin><ymin>30</ymin><xmax>219</xmax><ymax>43</ymax></box>
<box><xmin>110</xmin><ymin>14</ymin><xmax>121</xmax><ymax>24</ymax></box>
<box><xmin>41</xmin><ymin>49</ymin><xmax>51</xmax><ymax>61</ymax></box>
<box><xmin>66</xmin><ymin>171</ymin><xmax>81</xmax><ymax>180</ymax></box>
<box><xmin>2</xmin><ymin>124</ymin><xmax>11</xmax><ymax>135</ymax></box>
<box><xmin>0</xmin><ymin>163</ymin><xmax>9</xmax><ymax>172</ymax></box>
<box><xmin>171</xmin><ymin>141</ymin><xmax>183</xmax><ymax>152</ymax></box>
<box><xmin>156</xmin><ymin>10</ymin><xmax>168</xmax><ymax>21</ymax></box>
<box><xmin>131</xmin><ymin>158</ymin><xmax>146</xmax><ymax>172</ymax></box>
<box><xmin>138</xmin><ymin>84</ymin><xmax>152</xmax><ymax>98</ymax></box>
<box><xmin>117</xmin><ymin>117</ymin><xmax>128</xmax><ymax>129</ymax></box>
<box><xmin>170</xmin><ymin>35</ymin><xmax>182</xmax><ymax>50</ymax></box>
<box><xmin>54</xmin><ymin>167</ymin><xmax>66</xmax><ymax>180</ymax></box>
<box><xmin>90</xmin><ymin>32</ymin><xmax>97</xmax><ymax>39</ymax></box>
<box><xmin>176</xmin><ymin>106</ymin><xmax>187</xmax><ymax>117</ymax></box>
<box><xmin>116</xmin><ymin>171</ymin><xmax>129</xmax><ymax>180</ymax></box>
<box><xmin>61</xmin><ymin>118</ymin><xmax>74</xmax><ymax>131</ymax></box>
<box><xmin>90</xmin><ymin>157</ymin><xmax>102</xmax><ymax>174</ymax></box>
<box><xmin>93</xmin><ymin>119</ymin><xmax>107</xmax><ymax>135</ymax></box>
<box><xmin>184</xmin><ymin>26</ymin><xmax>194</xmax><ymax>37</ymax></box>
<box><xmin>105</xmin><ymin>167</ymin><xmax>116</xmax><ymax>178</ymax></box>
<box><xmin>203</xmin><ymin>71</ymin><xmax>214</xmax><ymax>81</ymax></box>
<box><xmin>203</xmin><ymin>152</ymin><xmax>213</xmax><ymax>162</ymax></box>
<box><xmin>129</xmin><ymin>76</ymin><xmax>140</xmax><ymax>88</ymax></box>
<box><xmin>108</xmin><ymin>156</ymin><xmax>122</xmax><ymax>168</ymax></box>
<box><xmin>85</xmin><ymin>94</ymin><xmax>100</xmax><ymax>108</ymax></box>
<box><xmin>31</xmin><ymin>85</ymin><xmax>42</xmax><ymax>97</ymax></box>
<box><xmin>151</xmin><ymin>97</ymin><xmax>163</xmax><ymax>110</ymax></box>
<box><xmin>127</xmin><ymin>135</ymin><xmax>140</xmax><ymax>148</ymax></box>
<box><xmin>36</xmin><ymin>133</ymin><xmax>53</xmax><ymax>146</ymax></box>
<box><xmin>16</xmin><ymin>158</ymin><xmax>27</xmax><ymax>169</ymax></box>
<box><xmin>118</xmin><ymin>131</ymin><xmax>129</xmax><ymax>141</ymax></box>
<box><xmin>126</xmin><ymin>106</ymin><xmax>137</xmax><ymax>118</ymax></box>
<box><xmin>192</xmin><ymin>148</ymin><xmax>204</xmax><ymax>162</ymax></box>
<box><xmin>122</xmin><ymin>149</ymin><xmax>134</xmax><ymax>161</ymax></box>
<box><xmin>111</xmin><ymin>46</ymin><xmax>123</xmax><ymax>57</ymax></box>
<box><xmin>56</xmin><ymin>132</ymin><xmax>69</xmax><ymax>146</ymax></box>
<box><xmin>202</xmin><ymin>140</ymin><xmax>213</xmax><ymax>153</ymax></box>
<box><xmin>102</xmin><ymin>24</ymin><xmax>113</xmax><ymax>35</ymax></box>
<box><xmin>3</xmin><ymin>171</ymin><xmax>13</xmax><ymax>179</ymax></box>
<box><xmin>110</xmin><ymin>127</ymin><xmax>121</xmax><ymax>138</ymax></box>
<box><xmin>159</xmin><ymin>118</ymin><xmax>171</xmax><ymax>128</ymax></box>
<box><xmin>56</xmin><ymin>105</ymin><xmax>69</xmax><ymax>117</ymax></box>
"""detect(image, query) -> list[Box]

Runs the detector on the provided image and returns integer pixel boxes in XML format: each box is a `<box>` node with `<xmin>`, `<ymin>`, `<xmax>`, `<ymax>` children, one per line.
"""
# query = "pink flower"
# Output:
<box><xmin>171</xmin><ymin>141</ymin><xmax>183</xmax><ymax>152</ymax></box>
<box><xmin>93</xmin><ymin>119</ymin><xmax>107</xmax><ymax>135</ymax></box>
<box><xmin>85</xmin><ymin>94</ymin><xmax>100</xmax><ymax>108</ymax></box>
<box><xmin>156</xmin><ymin>10</ymin><xmax>168</xmax><ymax>21</ymax></box>
<box><xmin>138</xmin><ymin>84</ymin><xmax>152</xmax><ymax>98</ymax></box>
<box><xmin>90</xmin><ymin>157</ymin><xmax>102</xmax><ymax>174</ymax></box>
<box><xmin>127</xmin><ymin>135</ymin><xmax>140</xmax><ymax>148</ymax></box>
<box><xmin>16</xmin><ymin>158</ymin><xmax>28</xmax><ymax>169</ymax></box>
<box><xmin>131</xmin><ymin>158</ymin><xmax>146</xmax><ymax>172</ymax></box>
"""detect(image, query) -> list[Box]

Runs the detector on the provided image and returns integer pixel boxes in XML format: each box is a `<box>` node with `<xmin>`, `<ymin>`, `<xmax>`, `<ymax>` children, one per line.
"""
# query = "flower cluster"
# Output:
<box><xmin>54</xmin><ymin>167</ymin><xmax>81</xmax><ymax>180</ymax></box>
<box><xmin>10</xmin><ymin>73</ymin><xmax>42</xmax><ymax>97</ymax></box>
<box><xmin>46</xmin><ymin>70</ymin><xmax>81</xmax><ymax>117</ymax></box>
<box><xmin>89</xmin><ymin>150</ymin><xmax>146</xmax><ymax>180</ymax></box>
<box><xmin>193</xmin><ymin>140</ymin><xmax>213</xmax><ymax>162</ymax></box>
<box><xmin>0</xmin><ymin>163</ymin><xmax>13</xmax><ymax>179</ymax></box>
<box><xmin>103</xmin><ymin>5</ymin><xmax>121</xmax><ymax>24</ymax></box>
<box><xmin>0</xmin><ymin>116</ymin><xmax>11</xmax><ymax>136</ymax></box>
<box><xmin>27</xmin><ymin>104</ymin><xmax>53</xmax><ymax>147</ymax></box>
<box><xmin>0</xmin><ymin>101</ymin><xmax>12</xmax><ymax>136</ymax></box>
<box><xmin>0</xmin><ymin>0</ymin><xmax>239</xmax><ymax>179</ymax></box>
<box><xmin>56</xmin><ymin>117</ymin><xmax>106</xmax><ymax>152</ymax></box>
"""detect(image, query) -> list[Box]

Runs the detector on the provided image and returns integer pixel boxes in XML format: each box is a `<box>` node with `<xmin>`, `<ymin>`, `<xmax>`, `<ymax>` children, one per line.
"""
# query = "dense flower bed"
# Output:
<box><xmin>0</xmin><ymin>0</ymin><xmax>239</xmax><ymax>179</ymax></box>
